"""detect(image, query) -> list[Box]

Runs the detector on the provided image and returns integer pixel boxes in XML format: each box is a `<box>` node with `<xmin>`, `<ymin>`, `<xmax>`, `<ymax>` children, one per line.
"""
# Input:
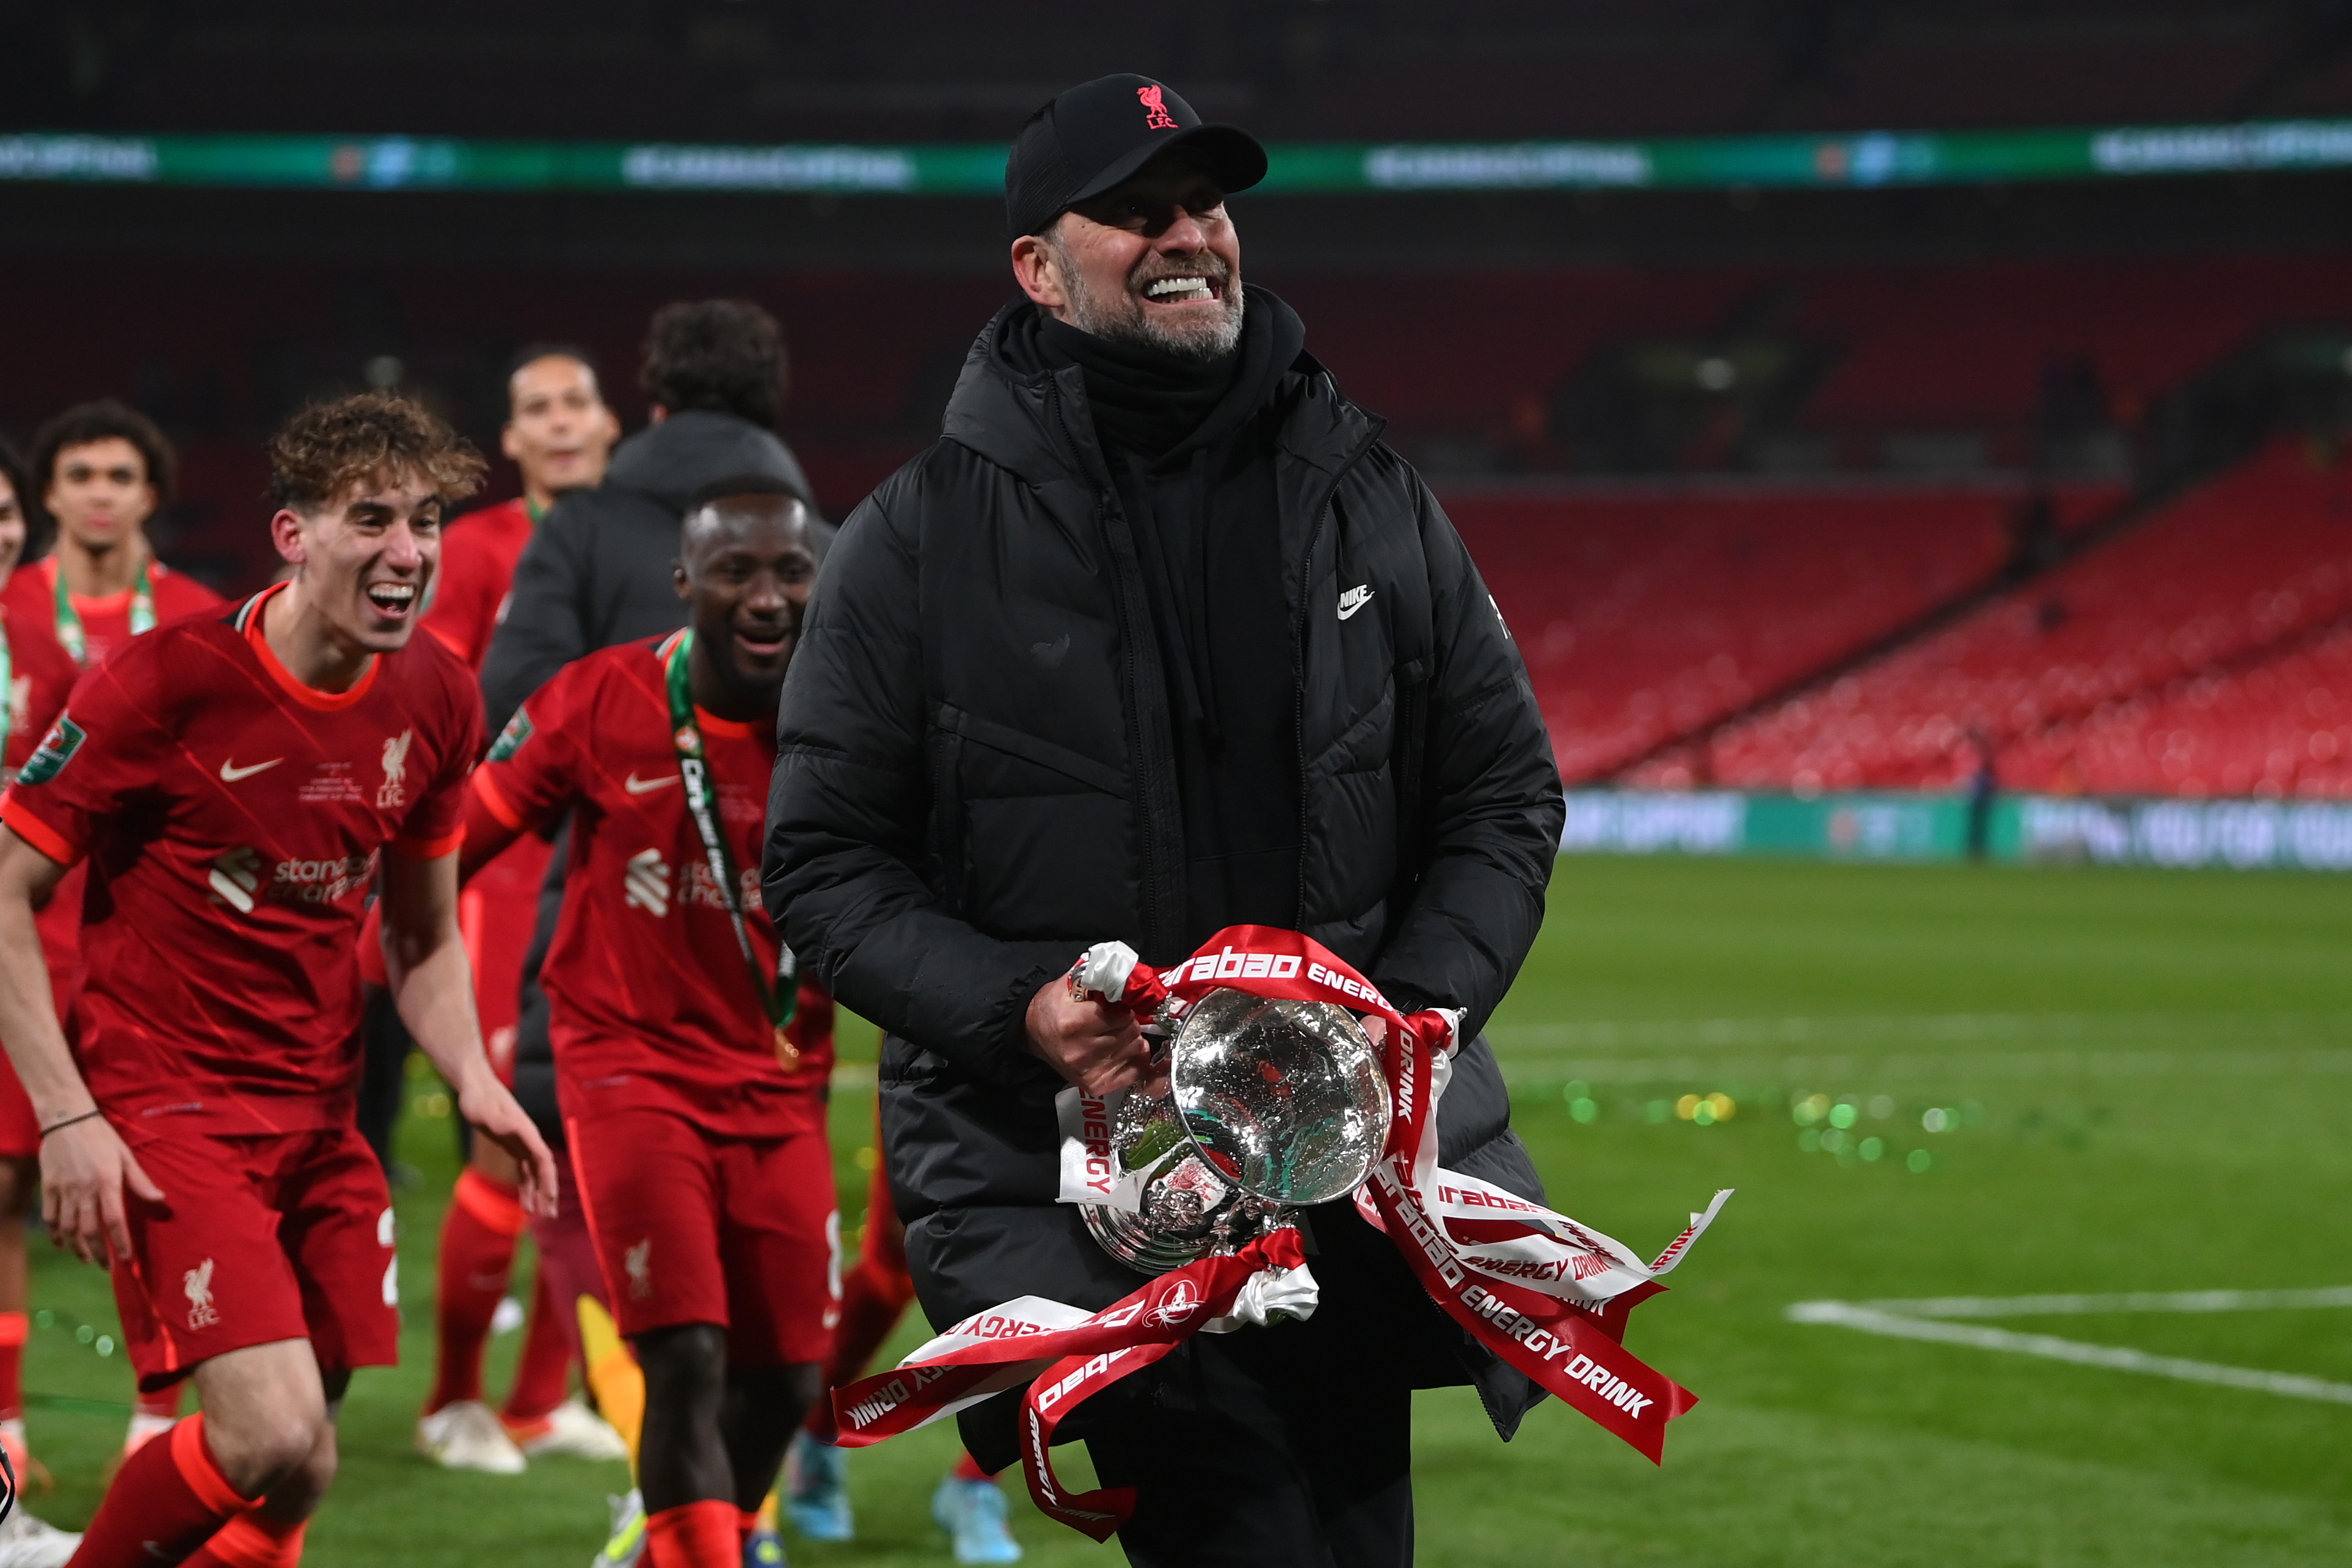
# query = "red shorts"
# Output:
<box><xmin>569</xmin><ymin>1108</ymin><xmax>839</xmax><ymax>1365</ymax></box>
<box><xmin>109</xmin><ymin>1125</ymin><xmax>398</xmax><ymax>1392</ymax></box>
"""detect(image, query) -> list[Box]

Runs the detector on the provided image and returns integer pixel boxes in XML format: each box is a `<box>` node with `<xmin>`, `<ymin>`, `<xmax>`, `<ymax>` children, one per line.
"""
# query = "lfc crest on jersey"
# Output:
<box><xmin>377</xmin><ymin>728</ymin><xmax>413</xmax><ymax>808</ymax></box>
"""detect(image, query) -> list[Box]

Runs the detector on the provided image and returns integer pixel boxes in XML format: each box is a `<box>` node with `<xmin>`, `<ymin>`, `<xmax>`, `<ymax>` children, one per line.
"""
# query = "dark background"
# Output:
<box><xmin>8</xmin><ymin>0</ymin><xmax>2352</xmax><ymax>591</ymax></box>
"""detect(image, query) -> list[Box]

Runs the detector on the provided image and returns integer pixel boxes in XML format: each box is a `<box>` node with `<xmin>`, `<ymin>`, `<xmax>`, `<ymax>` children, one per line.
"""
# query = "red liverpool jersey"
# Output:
<box><xmin>0</xmin><ymin>584</ymin><xmax>481</xmax><ymax>1134</ymax></box>
<box><xmin>1</xmin><ymin>604</ymin><xmax>79</xmax><ymax>777</ymax></box>
<box><xmin>465</xmin><ymin>632</ymin><xmax>831</xmax><ymax>1136</ymax></box>
<box><xmin>421</xmin><ymin>497</ymin><xmax>534</xmax><ymax>671</ymax></box>
<box><xmin>1</xmin><ymin>603</ymin><xmax>90</xmax><ymax>1018</ymax></box>
<box><xmin>0</xmin><ymin>556</ymin><xmax>224</xmax><ymax>672</ymax></box>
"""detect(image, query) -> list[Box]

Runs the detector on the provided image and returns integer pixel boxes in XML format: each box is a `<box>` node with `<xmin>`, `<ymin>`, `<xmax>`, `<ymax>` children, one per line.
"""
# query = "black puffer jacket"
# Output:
<box><xmin>763</xmin><ymin>293</ymin><xmax>1565</xmax><ymax>1440</ymax></box>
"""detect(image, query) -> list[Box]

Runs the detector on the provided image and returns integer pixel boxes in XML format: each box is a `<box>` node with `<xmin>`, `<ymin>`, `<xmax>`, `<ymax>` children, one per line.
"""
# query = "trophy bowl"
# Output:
<box><xmin>1080</xmin><ymin>986</ymin><xmax>1391</xmax><ymax>1274</ymax></box>
<box><xmin>1170</xmin><ymin>989</ymin><xmax>1391</xmax><ymax>1207</ymax></box>
<box><xmin>1081</xmin><ymin>1068</ymin><xmax>1284</xmax><ymax>1274</ymax></box>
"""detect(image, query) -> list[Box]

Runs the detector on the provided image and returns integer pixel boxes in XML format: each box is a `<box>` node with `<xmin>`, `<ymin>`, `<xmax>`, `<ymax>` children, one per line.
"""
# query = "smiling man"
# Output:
<box><xmin>425</xmin><ymin>347</ymin><xmax>621</xmax><ymax>671</ymax></box>
<box><xmin>7</xmin><ymin>401</ymin><xmax>222</xmax><ymax>672</ymax></box>
<box><xmin>0</xmin><ymin>393</ymin><xmax>554</xmax><ymax>1568</ymax></box>
<box><xmin>765</xmin><ymin>74</ymin><xmax>1564</xmax><ymax>1568</ymax></box>
<box><xmin>459</xmin><ymin>478</ymin><xmax>836</xmax><ymax>1568</ymax></box>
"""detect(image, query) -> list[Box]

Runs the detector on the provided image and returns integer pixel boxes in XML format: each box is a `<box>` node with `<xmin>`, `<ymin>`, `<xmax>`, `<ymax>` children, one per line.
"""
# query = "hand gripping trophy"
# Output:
<box><xmin>826</xmin><ymin>925</ymin><xmax>1733</xmax><ymax>1543</ymax></box>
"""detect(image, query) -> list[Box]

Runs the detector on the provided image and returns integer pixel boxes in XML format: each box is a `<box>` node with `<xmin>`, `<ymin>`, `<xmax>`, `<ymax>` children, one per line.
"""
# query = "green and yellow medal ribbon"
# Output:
<box><xmin>663</xmin><ymin>630</ymin><xmax>799</xmax><ymax>1065</ymax></box>
<box><xmin>53</xmin><ymin>555</ymin><xmax>156</xmax><ymax>667</ymax></box>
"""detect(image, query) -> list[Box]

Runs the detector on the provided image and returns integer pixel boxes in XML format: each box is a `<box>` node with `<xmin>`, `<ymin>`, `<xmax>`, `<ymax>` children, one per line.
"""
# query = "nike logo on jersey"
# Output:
<box><xmin>1338</xmin><ymin>585</ymin><xmax>1375</xmax><ymax>620</ymax></box>
<box><xmin>624</xmin><ymin>772</ymin><xmax>680</xmax><ymax>795</ymax></box>
<box><xmin>219</xmin><ymin>757</ymin><xmax>283</xmax><ymax>782</ymax></box>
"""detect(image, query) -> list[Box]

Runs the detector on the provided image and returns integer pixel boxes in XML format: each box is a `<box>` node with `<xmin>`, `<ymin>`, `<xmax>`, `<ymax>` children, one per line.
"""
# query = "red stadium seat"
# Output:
<box><xmin>1704</xmin><ymin>441</ymin><xmax>2352</xmax><ymax>796</ymax></box>
<box><xmin>1446</xmin><ymin>482</ymin><xmax>2122</xmax><ymax>783</ymax></box>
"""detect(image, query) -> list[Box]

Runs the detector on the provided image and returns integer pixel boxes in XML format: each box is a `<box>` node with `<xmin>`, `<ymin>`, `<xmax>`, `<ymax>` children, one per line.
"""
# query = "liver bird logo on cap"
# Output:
<box><xmin>1138</xmin><ymin>84</ymin><xmax>1179</xmax><ymax>130</ymax></box>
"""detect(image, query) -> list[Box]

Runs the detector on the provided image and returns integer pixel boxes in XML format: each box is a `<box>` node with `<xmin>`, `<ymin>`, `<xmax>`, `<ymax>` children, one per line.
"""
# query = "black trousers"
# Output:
<box><xmin>1086</xmin><ymin>1316</ymin><xmax>1416</xmax><ymax>1567</ymax></box>
<box><xmin>961</xmin><ymin>1203</ymin><xmax>1455</xmax><ymax>1568</ymax></box>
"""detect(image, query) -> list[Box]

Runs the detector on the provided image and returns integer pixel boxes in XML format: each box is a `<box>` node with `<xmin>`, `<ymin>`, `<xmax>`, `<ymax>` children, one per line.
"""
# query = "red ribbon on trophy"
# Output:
<box><xmin>830</xmin><ymin>925</ymin><xmax>1730</xmax><ymax>1539</ymax></box>
<box><xmin>830</xmin><ymin>1227</ymin><xmax>1315</xmax><ymax>1541</ymax></box>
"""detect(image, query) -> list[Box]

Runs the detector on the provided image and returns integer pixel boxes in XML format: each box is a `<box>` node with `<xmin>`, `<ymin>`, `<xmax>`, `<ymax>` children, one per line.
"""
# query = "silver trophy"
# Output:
<box><xmin>1081</xmin><ymin>987</ymin><xmax>1391</xmax><ymax>1274</ymax></box>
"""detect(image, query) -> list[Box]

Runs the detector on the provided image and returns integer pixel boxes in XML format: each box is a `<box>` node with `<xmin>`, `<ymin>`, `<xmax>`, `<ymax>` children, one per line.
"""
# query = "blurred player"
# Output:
<box><xmin>423</xmin><ymin>346</ymin><xmax>622</xmax><ymax>667</ymax></box>
<box><xmin>9</xmin><ymin>401</ymin><xmax>225</xmax><ymax>1461</ymax></box>
<box><xmin>415</xmin><ymin>346</ymin><xmax>627</xmax><ymax>1475</ymax></box>
<box><xmin>9</xmin><ymin>401</ymin><xmax>222</xmax><ymax>671</ymax></box>
<box><xmin>0</xmin><ymin>393</ymin><xmax>555</xmax><ymax>1568</ymax></box>
<box><xmin>783</xmin><ymin>1150</ymin><xmax>1021</xmax><ymax>1564</ymax></box>
<box><xmin>457</xmin><ymin>479</ymin><xmax>835</xmax><ymax>1568</ymax></box>
<box><xmin>0</xmin><ymin>443</ymin><xmax>89</xmax><ymax>1566</ymax></box>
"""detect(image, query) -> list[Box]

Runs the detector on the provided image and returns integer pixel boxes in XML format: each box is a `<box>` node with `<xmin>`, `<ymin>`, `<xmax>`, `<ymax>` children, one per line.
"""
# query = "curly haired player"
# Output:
<box><xmin>0</xmin><ymin>394</ymin><xmax>554</xmax><ymax>1568</ymax></box>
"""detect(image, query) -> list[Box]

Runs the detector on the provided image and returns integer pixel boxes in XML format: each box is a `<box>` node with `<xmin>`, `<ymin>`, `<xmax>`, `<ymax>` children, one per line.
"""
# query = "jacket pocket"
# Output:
<box><xmin>933</xmin><ymin>704</ymin><xmax>1136</xmax><ymax>942</ymax></box>
<box><xmin>961</xmin><ymin>794</ymin><xmax>1137</xmax><ymax>942</ymax></box>
<box><xmin>938</xmin><ymin>703</ymin><xmax>1126</xmax><ymax>796</ymax></box>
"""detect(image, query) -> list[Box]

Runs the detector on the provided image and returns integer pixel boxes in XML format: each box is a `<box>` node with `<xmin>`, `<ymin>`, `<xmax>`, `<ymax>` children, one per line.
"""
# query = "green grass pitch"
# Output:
<box><xmin>12</xmin><ymin>854</ymin><xmax>2351</xmax><ymax>1564</ymax></box>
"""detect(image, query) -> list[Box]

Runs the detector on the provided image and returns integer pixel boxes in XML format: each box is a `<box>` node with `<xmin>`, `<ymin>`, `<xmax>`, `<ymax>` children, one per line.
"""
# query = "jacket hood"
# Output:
<box><xmin>604</xmin><ymin>409</ymin><xmax>814</xmax><ymax>512</ymax></box>
<box><xmin>941</xmin><ymin>286</ymin><xmax>1378</xmax><ymax>490</ymax></box>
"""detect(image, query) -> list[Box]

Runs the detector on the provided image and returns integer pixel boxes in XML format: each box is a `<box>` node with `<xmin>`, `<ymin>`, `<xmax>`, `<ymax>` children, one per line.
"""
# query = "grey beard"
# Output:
<box><xmin>1054</xmin><ymin>240</ymin><xmax>1245</xmax><ymax>363</ymax></box>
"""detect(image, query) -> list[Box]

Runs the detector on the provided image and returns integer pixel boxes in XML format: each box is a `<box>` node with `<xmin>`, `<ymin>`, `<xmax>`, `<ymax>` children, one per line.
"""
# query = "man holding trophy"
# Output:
<box><xmin>763</xmin><ymin>73</ymin><xmax>1573</xmax><ymax>1566</ymax></box>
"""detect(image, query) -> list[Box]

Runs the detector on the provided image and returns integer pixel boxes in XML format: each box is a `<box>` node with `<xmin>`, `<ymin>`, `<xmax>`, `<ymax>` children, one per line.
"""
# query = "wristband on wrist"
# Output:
<box><xmin>38</xmin><ymin>1109</ymin><xmax>102</xmax><ymax>1138</ymax></box>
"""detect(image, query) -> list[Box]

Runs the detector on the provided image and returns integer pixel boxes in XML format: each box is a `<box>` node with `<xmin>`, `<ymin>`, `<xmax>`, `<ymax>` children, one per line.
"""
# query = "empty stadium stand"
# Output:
<box><xmin>1454</xmin><ymin>480</ymin><xmax>2121</xmax><ymax>784</ymax></box>
<box><xmin>1791</xmin><ymin>256</ymin><xmax>2352</xmax><ymax>464</ymax></box>
<box><xmin>1694</xmin><ymin>440</ymin><xmax>2352</xmax><ymax>796</ymax></box>
<box><xmin>2001</xmin><ymin>613</ymin><xmax>2352</xmax><ymax>799</ymax></box>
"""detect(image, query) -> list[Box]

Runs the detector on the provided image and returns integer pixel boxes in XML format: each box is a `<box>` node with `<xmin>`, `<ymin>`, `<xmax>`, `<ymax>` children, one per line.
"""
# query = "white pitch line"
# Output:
<box><xmin>1493</xmin><ymin>1048</ymin><xmax>2352</xmax><ymax>1084</ymax></box>
<box><xmin>1856</xmin><ymin>1286</ymin><xmax>2352</xmax><ymax>1318</ymax></box>
<box><xmin>1786</xmin><ymin>1300</ymin><xmax>2352</xmax><ymax>1406</ymax></box>
<box><xmin>1487</xmin><ymin>1013</ymin><xmax>2352</xmax><ymax>1051</ymax></box>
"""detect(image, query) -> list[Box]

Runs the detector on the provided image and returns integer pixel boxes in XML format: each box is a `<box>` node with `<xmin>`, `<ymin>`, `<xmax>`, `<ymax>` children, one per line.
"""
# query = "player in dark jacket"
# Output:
<box><xmin>763</xmin><ymin>74</ymin><xmax>1564</xmax><ymax>1568</ymax></box>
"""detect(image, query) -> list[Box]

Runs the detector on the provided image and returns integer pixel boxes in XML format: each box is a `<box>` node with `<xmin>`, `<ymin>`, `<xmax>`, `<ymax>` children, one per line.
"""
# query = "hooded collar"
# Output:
<box><xmin>1029</xmin><ymin>291</ymin><xmax>1309</xmax><ymax>467</ymax></box>
<box><xmin>605</xmin><ymin>409</ymin><xmax>811</xmax><ymax>510</ymax></box>
<box><xmin>942</xmin><ymin>285</ymin><xmax>1375</xmax><ymax>492</ymax></box>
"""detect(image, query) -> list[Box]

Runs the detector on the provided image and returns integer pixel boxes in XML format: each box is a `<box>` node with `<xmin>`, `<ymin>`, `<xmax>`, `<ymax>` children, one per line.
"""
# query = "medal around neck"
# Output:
<box><xmin>1068</xmin><ymin>982</ymin><xmax>1390</xmax><ymax>1275</ymax></box>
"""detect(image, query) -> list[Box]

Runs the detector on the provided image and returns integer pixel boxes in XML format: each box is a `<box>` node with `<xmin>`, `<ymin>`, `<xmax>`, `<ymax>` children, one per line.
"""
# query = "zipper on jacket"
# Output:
<box><xmin>1289</xmin><ymin>432</ymin><xmax>1383</xmax><ymax>927</ymax></box>
<box><xmin>1049</xmin><ymin>376</ymin><xmax>1173</xmax><ymax>959</ymax></box>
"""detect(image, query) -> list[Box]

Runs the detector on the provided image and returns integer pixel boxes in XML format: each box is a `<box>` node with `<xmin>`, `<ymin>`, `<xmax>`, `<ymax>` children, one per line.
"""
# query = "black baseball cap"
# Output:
<box><xmin>1005</xmin><ymin>74</ymin><xmax>1267</xmax><ymax>239</ymax></box>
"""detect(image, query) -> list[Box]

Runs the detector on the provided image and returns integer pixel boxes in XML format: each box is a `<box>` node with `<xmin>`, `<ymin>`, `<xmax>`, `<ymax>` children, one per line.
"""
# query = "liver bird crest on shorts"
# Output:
<box><xmin>185</xmin><ymin>1256</ymin><xmax>220</xmax><ymax>1329</ymax></box>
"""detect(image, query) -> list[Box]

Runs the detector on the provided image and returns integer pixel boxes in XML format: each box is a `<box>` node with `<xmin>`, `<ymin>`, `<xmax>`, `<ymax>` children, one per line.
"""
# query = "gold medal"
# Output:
<box><xmin>775</xmin><ymin>1024</ymin><xmax>799</xmax><ymax>1072</ymax></box>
